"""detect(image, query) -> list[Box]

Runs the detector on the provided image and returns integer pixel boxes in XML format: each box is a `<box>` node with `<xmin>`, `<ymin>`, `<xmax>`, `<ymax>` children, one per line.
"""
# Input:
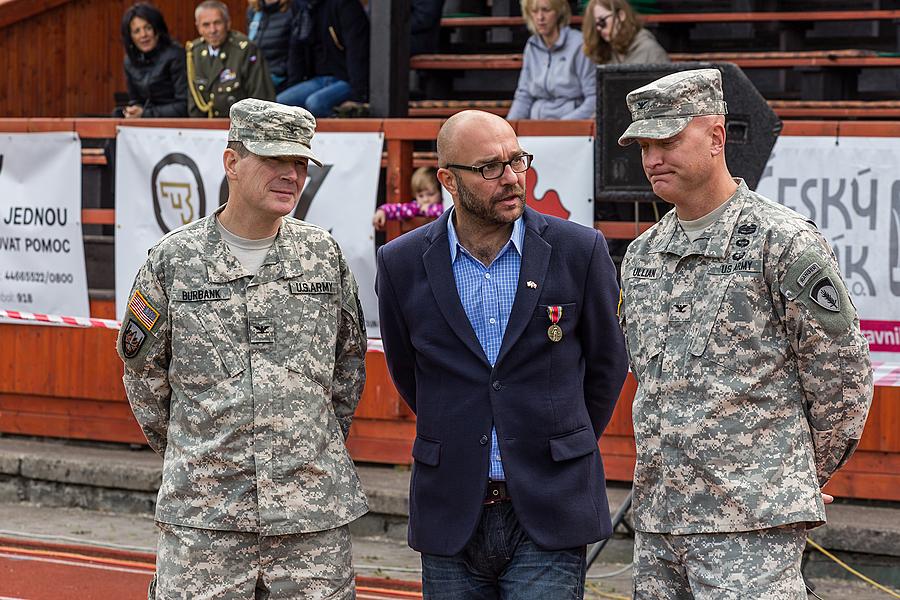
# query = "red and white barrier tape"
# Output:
<box><xmin>872</xmin><ymin>361</ymin><xmax>900</xmax><ymax>388</ymax></box>
<box><xmin>0</xmin><ymin>309</ymin><xmax>121</xmax><ymax>330</ymax></box>
<box><xmin>0</xmin><ymin>308</ymin><xmax>386</xmax><ymax>353</ymax></box>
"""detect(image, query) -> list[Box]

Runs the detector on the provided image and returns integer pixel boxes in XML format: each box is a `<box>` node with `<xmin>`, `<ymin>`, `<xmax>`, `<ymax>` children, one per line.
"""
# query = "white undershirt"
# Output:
<box><xmin>678</xmin><ymin>196</ymin><xmax>734</xmax><ymax>243</ymax></box>
<box><xmin>216</xmin><ymin>217</ymin><xmax>277</xmax><ymax>276</ymax></box>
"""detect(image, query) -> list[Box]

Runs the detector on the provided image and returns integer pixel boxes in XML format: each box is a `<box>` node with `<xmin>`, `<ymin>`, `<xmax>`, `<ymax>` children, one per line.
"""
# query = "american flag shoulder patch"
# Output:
<box><xmin>128</xmin><ymin>290</ymin><xmax>161</xmax><ymax>331</ymax></box>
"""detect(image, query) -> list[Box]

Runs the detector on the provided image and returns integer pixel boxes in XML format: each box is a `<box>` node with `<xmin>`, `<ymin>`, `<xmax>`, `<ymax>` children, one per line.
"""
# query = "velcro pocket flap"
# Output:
<box><xmin>549</xmin><ymin>427</ymin><xmax>597</xmax><ymax>462</ymax></box>
<box><xmin>412</xmin><ymin>436</ymin><xmax>441</xmax><ymax>466</ymax></box>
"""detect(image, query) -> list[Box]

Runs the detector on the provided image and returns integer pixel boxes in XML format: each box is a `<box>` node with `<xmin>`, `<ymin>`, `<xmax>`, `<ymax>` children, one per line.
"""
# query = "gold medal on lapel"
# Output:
<box><xmin>547</xmin><ymin>306</ymin><xmax>563</xmax><ymax>342</ymax></box>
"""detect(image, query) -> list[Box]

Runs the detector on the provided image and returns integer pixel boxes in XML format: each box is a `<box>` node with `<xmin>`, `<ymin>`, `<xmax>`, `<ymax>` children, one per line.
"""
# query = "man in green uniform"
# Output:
<box><xmin>187</xmin><ymin>0</ymin><xmax>275</xmax><ymax>118</ymax></box>
<box><xmin>617</xmin><ymin>69</ymin><xmax>873</xmax><ymax>598</ymax></box>
<box><xmin>117</xmin><ymin>98</ymin><xmax>367</xmax><ymax>598</ymax></box>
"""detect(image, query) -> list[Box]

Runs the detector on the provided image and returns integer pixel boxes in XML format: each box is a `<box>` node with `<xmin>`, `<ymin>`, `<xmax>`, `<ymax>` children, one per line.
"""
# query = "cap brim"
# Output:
<box><xmin>617</xmin><ymin>117</ymin><xmax>693</xmax><ymax>147</ymax></box>
<box><xmin>244</xmin><ymin>140</ymin><xmax>323</xmax><ymax>167</ymax></box>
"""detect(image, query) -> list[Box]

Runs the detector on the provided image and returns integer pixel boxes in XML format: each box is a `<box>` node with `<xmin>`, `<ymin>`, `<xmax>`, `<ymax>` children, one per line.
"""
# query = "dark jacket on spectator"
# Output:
<box><xmin>411</xmin><ymin>0</ymin><xmax>444</xmax><ymax>55</ymax></box>
<box><xmin>288</xmin><ymin>0</ymin><xmax>369</xmax><ymax>102</ymax></box>
<box><xmin>124</xmin><ymin>42</ymin><xmax>188</xmax><ymax>118</ymax></box>
<box><xmin>247</xmin><ymin>1</ymin><xmax>297</xmax><ymax>91</ymax></box>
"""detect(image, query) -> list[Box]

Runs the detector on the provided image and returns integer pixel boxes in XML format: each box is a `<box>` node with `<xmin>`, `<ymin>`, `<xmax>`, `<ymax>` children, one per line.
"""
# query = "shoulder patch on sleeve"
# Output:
<box><xmin>127</xmin><ymin>290</ymin><xmax>161</xmax><ymax>332</ymax></box>
<box><xmin>781</xmin><ymin>247</ymin><xmax>854</xmax><ymax>335</ymax></box>
<box><xmin>121</xmin><ymin>319</ymin><xmax>148</xmax><ymax>359</ymax></box>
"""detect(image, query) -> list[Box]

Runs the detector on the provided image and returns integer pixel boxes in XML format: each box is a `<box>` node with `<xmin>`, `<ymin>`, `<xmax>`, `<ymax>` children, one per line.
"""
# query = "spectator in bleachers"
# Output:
<box><xmin>247</xmin><ymin>0</ymin><xmax>302</xmax><ymax>93</ymax></box>
<box><xmin>507</xmin><ymin>0</ymin><xmax>594</xmax><ymax>120</ymax></box>
<box><xmin>276</xmin><ymin>0</ymin><xmax>370</xmax><ymax>117</ymax></box>
<box><xmin>186</xmin><ymin>1</ymin><xmax>275</xmax><ymax>118</ymax></box>
<box><xmin>372</xmin><ymin>167</ymin><xmax>444</xmax><ymax>230</ymax></box>
<box><xmin>119</xmin><ymin>3</ymin><xmax>187</xmax><ymax>118</ymax></box>
<box><xmin>582</xmin><ymin>0</ymin><xmax>668</xmax><ymax>65</ymax></box>
<box><xmin>584</xmin><ymin>0</ymin><xmax>668</xmax><ymax>264</ymax></box>
<box><xmin>411</xmin><ymin>0</ymin><xmax>446</xmax><ymax>55</ymax></box>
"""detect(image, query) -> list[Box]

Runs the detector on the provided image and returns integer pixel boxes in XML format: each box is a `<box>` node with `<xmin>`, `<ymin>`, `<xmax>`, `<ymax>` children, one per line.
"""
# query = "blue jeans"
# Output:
<box><xmin>421</xmin><ymin>502</ymin><xmax>586</xmax><ymax>599</ymax></box>
<box><xmin>276</xmin><ymin>76</ymin><xmax>352</xmax><ymax>117</ymax></box>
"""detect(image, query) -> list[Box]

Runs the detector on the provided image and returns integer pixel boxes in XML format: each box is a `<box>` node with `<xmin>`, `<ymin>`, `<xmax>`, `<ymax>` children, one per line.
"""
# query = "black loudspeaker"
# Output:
<box><xmin>595</xmin><ymin>62</ymin><xmax>782</xmax><ymax>203</ymax></box>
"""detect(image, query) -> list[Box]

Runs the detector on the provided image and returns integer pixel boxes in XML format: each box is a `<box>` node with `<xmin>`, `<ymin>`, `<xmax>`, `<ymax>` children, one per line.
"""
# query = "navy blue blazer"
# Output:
<box><xmin>375</xmin><ymin>207</ymin><xmax>628</xmax><ymax>556</ymax></box>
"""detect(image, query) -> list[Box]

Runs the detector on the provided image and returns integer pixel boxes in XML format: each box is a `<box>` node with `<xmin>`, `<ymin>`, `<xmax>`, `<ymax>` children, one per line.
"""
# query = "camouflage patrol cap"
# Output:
<box><xmin>618</xmin><ymin>68</ymin><xmax>728</xmax><ymax>146</ymax></box>
<box><xmin>228</xmin><ymin>98</ymin><xmax>323</xmax><ymax>166</ymax></box>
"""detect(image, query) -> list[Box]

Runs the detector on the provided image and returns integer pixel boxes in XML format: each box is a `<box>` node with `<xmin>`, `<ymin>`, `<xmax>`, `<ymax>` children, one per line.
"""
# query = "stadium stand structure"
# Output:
<box><xmin>411</xmin><ymin>2</ymin><xmax>900</xmax><ymax>110</ymax></box>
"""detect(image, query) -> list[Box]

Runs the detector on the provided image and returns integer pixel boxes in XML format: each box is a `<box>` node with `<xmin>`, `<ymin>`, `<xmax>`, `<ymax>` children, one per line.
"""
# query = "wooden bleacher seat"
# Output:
<box><xmin>411</xmin><ymin>53</ymin><xmax>522</xmax><ymax>70</ymax></box>
<box><xmin>410</xmin><ymin>47</ymin><xmax>900</xmax><ymax>101</ymax></box>
<box><xmin>768</xmin><ymin>99</ymin><xmax>900</xmax><ymax>118</ymax></box>
<box><xmin>407</xmin><ymin>98</ymin><xmax>900</xmax><ymax>119</ymax></box>
<box><xmin>408</xmin><ymin>99</ymin><xmax>512</xmax><ymax>117</ymax></box>
<box><xmin>439</xmin><ymin>10</ymin><xmax>900</xmax><ymax>27</ymax></box>
<box><xmin>669</xmin><ymin>48</ymin><xmax>900</xmax><ymax>68</ymax></box>
<box><xmin>420</xmin><ymin>7</ymin><xmax>900</xmax><ymax>107</ymax></box>
<box><xmin>411</xmin><ymin>48</ymin><xmax>900</xmax><ymax>71</ymax></box>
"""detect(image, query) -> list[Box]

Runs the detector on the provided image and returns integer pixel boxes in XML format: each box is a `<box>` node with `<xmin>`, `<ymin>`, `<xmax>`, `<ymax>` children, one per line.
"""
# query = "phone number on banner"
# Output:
<box><xmin>4</xmin><ymin>270</ymin><xmax>76</xmax><ymax>285</ymax></box>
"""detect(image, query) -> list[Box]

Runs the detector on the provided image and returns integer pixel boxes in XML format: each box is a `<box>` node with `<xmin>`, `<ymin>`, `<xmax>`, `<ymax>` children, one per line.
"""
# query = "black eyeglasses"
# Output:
<box><xmin>595</xmin><ymin>14</ymin><xmax>612</xmax><ymax>28</ymax></box>
<box><xmin>444</xmin><ymin>153</ymin><xmax>533</xmax><ymax>180</ymax></box>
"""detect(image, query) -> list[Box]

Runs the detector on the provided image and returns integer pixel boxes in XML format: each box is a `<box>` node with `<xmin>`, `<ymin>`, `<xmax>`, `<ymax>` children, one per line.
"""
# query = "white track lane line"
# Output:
<box><xmin>0</xmin><ymin>552</ymin><xmax>153</xmax><ymax>575</ymax></box>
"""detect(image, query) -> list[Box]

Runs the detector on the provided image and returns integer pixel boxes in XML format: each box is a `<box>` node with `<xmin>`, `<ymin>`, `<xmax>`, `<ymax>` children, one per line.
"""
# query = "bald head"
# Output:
<box><xmin>437</xmin><ymin>111</ymin><xmax>518</xmax><ymax>167</ymax></box>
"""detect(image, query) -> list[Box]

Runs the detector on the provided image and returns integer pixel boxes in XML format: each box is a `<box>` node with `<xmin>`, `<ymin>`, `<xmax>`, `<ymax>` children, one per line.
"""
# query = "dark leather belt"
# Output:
<box><xmin>484</xmin><ymin>480</ymin><xmax>511</xmax><ymax>505</ymax></box>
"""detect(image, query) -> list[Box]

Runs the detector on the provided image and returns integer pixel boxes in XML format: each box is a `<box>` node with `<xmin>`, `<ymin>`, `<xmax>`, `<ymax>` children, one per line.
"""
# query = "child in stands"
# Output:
<box><xmin>373</xmin><ymin>167</ymin><xmax>444</xmax><ymax>230</ymax></box>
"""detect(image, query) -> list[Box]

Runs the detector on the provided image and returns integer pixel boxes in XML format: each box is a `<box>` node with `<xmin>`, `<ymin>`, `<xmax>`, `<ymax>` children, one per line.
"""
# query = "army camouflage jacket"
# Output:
<box><xmin>187</xmin><ymin>31</ymin><xmax>276</xmax><ymax>118</ymax></box>
<box><xmin>619</xmin><ymin>180</ymin><xmax>873</xmax><ymax>535</ymax></box>
<box><xmin>117</xmin><ymin>209</ymin><xmax>368</xmax><ymax>535</ymax></box>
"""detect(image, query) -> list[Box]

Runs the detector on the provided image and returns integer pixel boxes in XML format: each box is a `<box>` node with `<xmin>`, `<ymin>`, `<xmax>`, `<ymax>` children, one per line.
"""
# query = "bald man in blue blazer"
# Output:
<box><xmin>376</xmin><ymin>111</ymin><xmax>628</xmax><ymax>599</ymax></box>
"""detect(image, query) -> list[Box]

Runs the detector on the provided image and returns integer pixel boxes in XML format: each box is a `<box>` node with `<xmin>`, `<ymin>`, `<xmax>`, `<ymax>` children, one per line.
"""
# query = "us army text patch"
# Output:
<box><xmin>708</xmin><ymin>259</ymin><xmax>762</xmax><ymax>275</ymax></box>
<box><xmin>289</xmin><ymin>281</ymin><xmax>335</xmax><ymax>294</ymax></box>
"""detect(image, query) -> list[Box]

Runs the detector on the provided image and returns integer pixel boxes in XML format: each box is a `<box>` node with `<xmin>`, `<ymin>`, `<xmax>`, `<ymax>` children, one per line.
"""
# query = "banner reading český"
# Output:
<box><xmin>114</xmin><ymin>127</ymin><xmax>383</xmax><ymax>335</ymax></box>
<box><xmin>758</xmin><ymin>135</ymin><xmax>900</xmax><ymax>362</ymax></box>
<box><xmin>0</xmin><ymin>132</ymin><xmax>88</xmax><ymax>318</ymax></box>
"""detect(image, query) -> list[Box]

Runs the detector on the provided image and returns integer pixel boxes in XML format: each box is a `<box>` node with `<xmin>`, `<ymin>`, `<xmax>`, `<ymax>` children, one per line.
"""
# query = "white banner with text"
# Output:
<box><xmin>0</xmin><ymin>132</ymin><xmax>88</xmax><ymax>319</ymax></box>
<box><xmin>758</xmin><ymin>135</ymin><xmax>900</xmax><ymax>361</ymax></box>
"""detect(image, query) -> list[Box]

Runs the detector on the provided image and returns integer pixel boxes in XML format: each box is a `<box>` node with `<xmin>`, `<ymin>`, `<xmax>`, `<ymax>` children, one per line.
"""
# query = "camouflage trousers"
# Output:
<box><xmin>149</xmin><ymin>522</ymin><xmax>355</xmax><ymax>600</ymax></box>
<box><xmin>633</xmin><ymin>525</ymin><xmax>806</xmax><ymax>599</ymax></box>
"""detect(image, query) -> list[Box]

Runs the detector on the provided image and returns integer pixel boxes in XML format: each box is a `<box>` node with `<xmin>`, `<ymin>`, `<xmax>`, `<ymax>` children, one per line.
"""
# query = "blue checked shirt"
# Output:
<box><xmin>447</xmin><ymin>209</ymin><xmax>525</xmax><ymax>481</ymax></box>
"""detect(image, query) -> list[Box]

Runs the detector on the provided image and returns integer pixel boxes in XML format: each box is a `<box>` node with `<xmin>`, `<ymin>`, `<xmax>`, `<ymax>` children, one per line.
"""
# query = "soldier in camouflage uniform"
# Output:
<box><xmin>187</xmin><ymin>1</ymin><xmax>275</xmax><ymax>118</ymax></box>
<box><xmin>616</xmin><ymin>69</ymin><xmax>873</xmax><ymax>598</ymax></box>
<box><xmin>117</xmin><ymin>98</ymin><xmax>367</xmax><ymax>599</ymax></box>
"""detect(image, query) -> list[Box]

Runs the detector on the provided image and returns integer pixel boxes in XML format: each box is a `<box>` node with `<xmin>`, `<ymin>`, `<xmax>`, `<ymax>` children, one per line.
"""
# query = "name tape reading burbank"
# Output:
<box><xmin>758</xmin><ymin>135</ymin><xmax>900</xmax><ymax>360</ymax></box>
<box><xmin>0</xmin><ymin>132</ymin><xmax>89</xmax><ymax>318</ymax></box>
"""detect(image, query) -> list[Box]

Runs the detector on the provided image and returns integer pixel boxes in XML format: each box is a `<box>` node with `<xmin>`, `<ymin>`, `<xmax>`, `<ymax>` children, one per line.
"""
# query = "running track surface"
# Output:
<box><xmin>0</xmin><ymin>537</ymin><xmax>422</xmax><ymax>599</ymax></box>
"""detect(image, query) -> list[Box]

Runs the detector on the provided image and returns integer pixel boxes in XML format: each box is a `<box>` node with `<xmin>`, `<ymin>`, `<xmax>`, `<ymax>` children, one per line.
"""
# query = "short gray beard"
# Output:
<box><xmin>454</xmin><ymin>173</ymin><xmax>526</xmax><ymax>226</ymax></box>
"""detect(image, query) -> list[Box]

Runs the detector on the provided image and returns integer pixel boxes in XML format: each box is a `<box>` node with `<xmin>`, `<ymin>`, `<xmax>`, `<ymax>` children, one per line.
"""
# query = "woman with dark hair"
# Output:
<box><xmin>247</xmin><ymin>0</ymin><xmax>301</xmax><ymax>92</ymax></box>
<box><xmin>581</xmin><ymin>0</ymin><xmax>668</xmax><ymax>65</ymax></box>
<box><xmin>120</xmin><ymin>3</ymin><xmax>187</xmax><ymax>118</ymax></box>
